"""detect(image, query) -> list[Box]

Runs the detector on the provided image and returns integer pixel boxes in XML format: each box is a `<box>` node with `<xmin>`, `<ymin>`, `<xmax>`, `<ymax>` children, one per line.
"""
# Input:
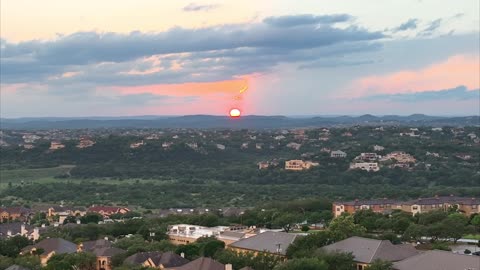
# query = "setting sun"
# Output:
<box><xmin>229</xmin><ymin>108</ymin><xmax>241</xmax><ymax>118</ymax></box>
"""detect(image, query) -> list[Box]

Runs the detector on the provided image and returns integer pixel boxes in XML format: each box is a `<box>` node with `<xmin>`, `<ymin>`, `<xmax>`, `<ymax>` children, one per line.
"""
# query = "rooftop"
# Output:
<box><xmin>229</xmin><ymin>231</ymin><xmax>297</xmax><ymax>256</ymax></box>
<box><xmin>322</xmin><ymin>236</ymin><xmax>419</xmax><ymax>264</ymax></box>
<box><xmin>393</xmin><ymin>250</ymin><xmax>480</xmax><ymax>270</ymax></box>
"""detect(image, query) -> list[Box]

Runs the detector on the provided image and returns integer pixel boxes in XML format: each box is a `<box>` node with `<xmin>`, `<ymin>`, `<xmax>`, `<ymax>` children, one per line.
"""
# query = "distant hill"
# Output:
<box><xmin>0</xmin><ymin>115</ymin><xmax>478</xmax><ymax>129</ymax></box>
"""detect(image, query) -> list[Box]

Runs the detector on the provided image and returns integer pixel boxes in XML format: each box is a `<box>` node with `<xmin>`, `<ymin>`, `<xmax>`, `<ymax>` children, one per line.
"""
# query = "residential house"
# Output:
<box><xmin>88</xmin><ymin>206</ymin><xmax>130</xmax><ymax>218</ymax></box>
<box><xmin>321</xmin><ymin>237</ymin><xmax>419</xmax><ymax>270</ymax></box>
<box><xmin>21</xmin><ymin>238</ymin><xmax>77</xmax><ymax>265</ymax></box>
<box><xmin>349</xmin><ymin>162</ymin><xmax>379</xmax><ymax>172</ymax></box>
<box><xmin>23</xmin><ymin>144</ymin><xmax>34</xmax><ymax>149</ymax></box>
<box><xmin>162</xmin><ymin>142</ymin><xmax>174</xmax><ymax>149</ymax></box>
<box><xmin>77</xmin><ymin>138</ymin><xmax>95</xmax><ymax>148</ymax></box>
<box><xmin>48</xmin><ymin>206</ymin><xmax>86</xmax><ymax>223</ymax></box>
<box><xmin>49</xmin><ymin>141</ymin><xmax>65</xmax><ymax>150</ymax></box>
<box><xmin>285</xmin><ymin>160</ymin><xmax>319</xmax><ymax>171</ymax></box>
<box><xmin>167</xmin><ymin>224</ymin><xmax>230</xmax><ymax>245</ymax></box>
<box><xmin>286</xmin><ymin>142</ymin><xmax>301</xmax><ymax>150</ymax></box>
<box><xmin>257</xmin><ymin>161</ymin><xmax>270</xmax><ymax>170</ymax></box>
<box><xmin>392</xmin><ymin>250</ymin><xmax>480</xmax><ymax>270</ymax></box>
<box><xmin>330</xmin><ymin>150</ymin><xmax>347</xmax><ymax>158</ymax></box>
<box><xmin>0</xmin><ymin>222</ymin><xmax>42</xmax><ymax>241</ymax></box>
<box><xmin>0</xmin><ymin>207</ymin><xmax>32</xmax><ymax>222</ymax></box>
<box><xmin>332</xmin><ymin>199</ymin><xmax>401</xmax><ymax>217</ymax></box>
<box><xmin>228</xmin><ymin>231</ymin><xmax>297</xmax><ymax>258</ymax></box>
<box><xmin>22</xmin><ymin>134</ymin><xmax>41</xmax><ymax>143</ymax></box>
<box><xmin>355</xmin><ymin>153</ymin><xmax>380</xmax><ymax>161</ymax></box>
<box><xmin>380</xmin><ymin>151</ymin><xmax>416</xmax><ymax>164</ymax></box>
<box><xmin>426</xmin><ymin>151</ymin><xmax>440</xmax><ymax>157</ymax></box>
<box><xmin>130</xmin><ymin>140</ymin><xmax>145</xmax><ymax>149</ymax></box>
<box><xmin>78</xmin><ymin>239</ymin><xmax>126</xmax><ymax>270</ymax></box>
<box><xmin>373</xmin><ymin>145</ymin><xmax>385</xmax><ymax>151</ymax></box>
<box><xmin>454</xmin><ymin>153</ymin><xmax>472</xmax><ymax>160</ymax></box>
<box><xmin>333</xmin><ymin>196</ymin><xmax>480</xmax><ymax>217</ymax></box>
<box><xmin>165</xmin><ymin>257</ymin><xmax>230</xmax><ymax>270</ymax></box>
<box><xmin>186</xmin><ymin>142</ymin><xmax>198</xmax><ymax>150</ymax></box>
<box><xmin>400</xmin><ymin>196</ymin><xmax>480</xmax><ymax>215</ymax></box>
<box><xmin>124</xmin><ymin>251</ymin><xmax>189</xmax><ymax>269</ymax></box>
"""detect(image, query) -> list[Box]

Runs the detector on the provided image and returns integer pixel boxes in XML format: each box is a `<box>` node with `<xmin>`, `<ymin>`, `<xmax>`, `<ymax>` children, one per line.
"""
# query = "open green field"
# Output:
<box><xmin>0</xmin><ymin>165</ymin><xmax>75</xmax><ymax>187</ymax></box>
<box><xmin>0</xmin><ymin>165</ymin><xmax>184</xmax><ymax>190</ymax></box>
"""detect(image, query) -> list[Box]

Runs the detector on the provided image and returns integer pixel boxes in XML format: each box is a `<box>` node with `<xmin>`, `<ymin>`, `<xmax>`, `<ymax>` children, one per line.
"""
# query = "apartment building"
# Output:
<box><xmin>333</xmin><ymin>196</ymin><xmax>480</xmax><ymax>217</ymax></box>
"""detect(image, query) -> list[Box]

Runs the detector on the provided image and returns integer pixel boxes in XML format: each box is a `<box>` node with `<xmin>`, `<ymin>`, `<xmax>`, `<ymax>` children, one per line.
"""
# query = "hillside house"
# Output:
<box><xmin>49</xmin><ymin>141</ymin><xmax>65</xmax><ymax>150</ymax></box>
<box><xmin>330</xmin><ymin>150</ymin><xmax>347</xmax><ymax>158</ymax></box>
<box><xmin>349</xmin><ymin>162</ymin><xmax>379</xmax><ymax>172</ymax></box>
<box><xmin>88</xmin><ymin>206</ymin><xmax>130</xmax><ymax>217</ymax></box>
<box><xmin>285</xmin><ymin>160</ymin><xmax>319</xmax><ymax>171</ymax></box>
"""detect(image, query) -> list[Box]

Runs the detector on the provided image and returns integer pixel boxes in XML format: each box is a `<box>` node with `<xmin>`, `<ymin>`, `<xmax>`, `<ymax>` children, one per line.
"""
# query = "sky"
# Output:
<box><xmin>1</xmin><ymin>0</ymin><xmax>479</xmax><ymax>117</ymax></box>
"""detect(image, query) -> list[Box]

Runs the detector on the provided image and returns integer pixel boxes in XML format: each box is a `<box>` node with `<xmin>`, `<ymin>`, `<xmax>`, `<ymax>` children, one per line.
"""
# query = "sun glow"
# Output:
<box><xmin>229</xmin><ymin>108</ymin><xmax>241</xmax><ymax>118</ymax></box>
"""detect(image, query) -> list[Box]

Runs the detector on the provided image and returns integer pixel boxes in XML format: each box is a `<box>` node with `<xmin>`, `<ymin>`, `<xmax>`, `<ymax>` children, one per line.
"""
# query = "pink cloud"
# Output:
<box><xmin>348</xmin><ymin>54</ymin><xmax>480</xmax><ymax>97</ymax></box>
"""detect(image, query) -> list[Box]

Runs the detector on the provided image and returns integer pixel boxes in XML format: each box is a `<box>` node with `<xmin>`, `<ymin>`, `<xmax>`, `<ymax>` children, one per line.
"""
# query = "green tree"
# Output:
<box><xmin>0</xmin><ymin>236</ymin><xmax>32</xmax><ymax>257</ymax></box>
<box><xmin>315</xmin><ymin>250</ymin><xmax>355</xmax><ymax>270</ymax></box>
<box><xmin>80</xmin><ymin>213</ymin><xmax>103</xmax><ymax>224</ymax></box>
<box><xmin>328</xmin><ymin>215</ymin><xmax>366</xmax><ymax>241</ymax></box>
<box><xmin>402</xmin><ymin>224</ymin><xmax>427</xmax><ymax>242</ymax></box>
<box><xmin>286</xmin><ymin>231</ymin><xmax>332</xmax><ymax>258</ymax></box>
<box><xmin>274</xmin><ymin>258</ymin><xmax>328</xmax><ymax>270</ymax></box>
<box><xmin>440</xmin><ymin>213</ymin><xmax>471</xmax><ymax>243</ymax></box>
<box><xmin>45</xmin><ymin>252</ymin><xmax>96</xmax><ymax>270</ymax></box>
<box><xmin>471</xmin><ymin>215</ymin><xmax>480</xmax><ymax>232</ymax></box>
<box><xmin>175</xmin><ymin>244</ymin><xmax>200</xmax><ymax>260</ymax></box>
<box><xmin>272</xmin><ymin>213</ymin><xmax>302</xmax><ymax>233</ymax></box>
<box><xmin>365</xmin><ymin>259</ymin><xmax>393</xmax><ymax>270</ymax></box>
<box><xmin>14</xmin><ymin>255</ymin><xmax>42</xmax><ymax>270</ymax></box>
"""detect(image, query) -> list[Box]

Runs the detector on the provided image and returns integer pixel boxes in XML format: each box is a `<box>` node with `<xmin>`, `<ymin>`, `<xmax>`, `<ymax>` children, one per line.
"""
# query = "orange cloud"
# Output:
<box><xmin>349</xmin><ymin>54</ymin><xmax>480</xmax><ymax>97</ymax></box>
<box><xmin>111</xmin><ymin>79</ymin><xmax>250</xmax><ymax>97</ymax></box>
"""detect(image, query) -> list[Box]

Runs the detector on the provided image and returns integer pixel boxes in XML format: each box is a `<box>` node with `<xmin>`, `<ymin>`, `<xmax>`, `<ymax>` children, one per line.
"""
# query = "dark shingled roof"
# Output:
<box><xmin>125</xmin><ymin>251</ymin><xmax>189</xmax><ymax>267</ymax></box>
<box><xmin>92</xmin><ymin>247</ymin><xmax>126</xmax><ymax>257</ymax></box>
<box><xmin>0</xmin><ymin>222</ymin><xmax>31</xmax><ymax>239</ymax></box>
<box><xmin>322</xmin><ymin>237</ymin><xmax>419</xmax><ymax>264</ymax></box>
<box><xmin>168</xmin><ymin>257</ymin><xmax>225</xmax><ymax>270</ymax></box>
<box><xmin>81</xmin><ymin>239</ymin><xmax>112</xmax><ymax>251</ymax></box>
<box><xmin>229</xmin><ymin>231</ymin><xmax>297</xmax><ymax>256</ymax></box>
<box><xmin>393</xmin><ymin>250</ymin><xmax>480</xmax><ymax>270</ymax></box>
<box><xmin>22</xmin><ymin>238</ymin><xmax>77</xmax><ymax>255</ymax></box>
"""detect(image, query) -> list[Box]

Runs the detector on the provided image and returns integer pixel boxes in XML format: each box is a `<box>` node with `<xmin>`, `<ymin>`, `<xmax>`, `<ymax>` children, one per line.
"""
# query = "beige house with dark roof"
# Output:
<box><xmin>321</xmin><ymin>237</ymin><xmax>419</xmax><ymax>270</ymax></box>
<box><xmin>21</xmin><ymin>238</ymin><xmax>77</xmax><ymax>265</ymax></box>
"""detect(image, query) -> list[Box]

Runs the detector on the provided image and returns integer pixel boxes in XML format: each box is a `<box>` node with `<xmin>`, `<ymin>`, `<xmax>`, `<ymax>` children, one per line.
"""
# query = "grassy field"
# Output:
<box><xmin>0</xmin><ymin>165</ymin><xmax>75</xmax><ymax>188</ymax></box>
<box><xmin>0</xmin><ymin>165</ymin><xmax>183</xmax><ymax>190</ymax></box>
<box><xmin>463</xmin><ymin>234</ymin><xmax>480</xmax><ymax>240</ymax></box>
